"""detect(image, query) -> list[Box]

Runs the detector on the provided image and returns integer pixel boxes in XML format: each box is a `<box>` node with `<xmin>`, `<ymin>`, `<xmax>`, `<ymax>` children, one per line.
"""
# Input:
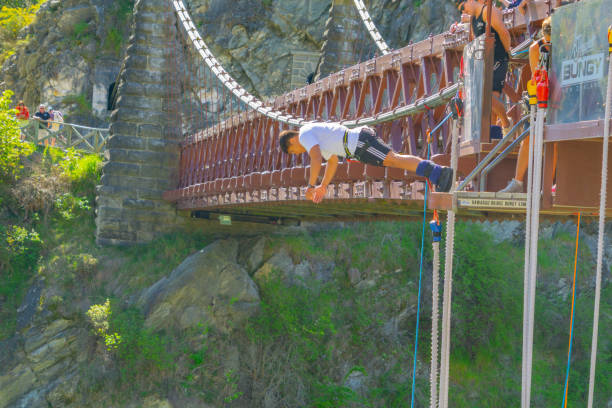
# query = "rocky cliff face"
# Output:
<box><xmin>1</xmin><ymin>0</ymin><xmax>458</xmax><ymax>124</ymax></box>
<box><xmin>1</xmin><ymin>0</ymin><xmax>133</xmax><ymax>126</ymax></box>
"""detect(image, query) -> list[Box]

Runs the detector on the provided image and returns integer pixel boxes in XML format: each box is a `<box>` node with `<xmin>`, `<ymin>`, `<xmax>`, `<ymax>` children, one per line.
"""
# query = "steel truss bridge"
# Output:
<box><xmin>162</xmin><ymin>0</ymin><xmax>611</xmax><ymax>223</ymax></box>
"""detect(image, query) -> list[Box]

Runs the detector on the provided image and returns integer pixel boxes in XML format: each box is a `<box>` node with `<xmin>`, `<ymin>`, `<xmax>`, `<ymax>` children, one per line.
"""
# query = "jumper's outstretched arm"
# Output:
<box><xmin>308</xmin><ymin>145</ymin><xmax>323</xmax><ymax>186</ymax></box>
<box><xmin>321</xmin><ymin>155</ymin><xmax>338</xmax><ymax>187</ymax></box>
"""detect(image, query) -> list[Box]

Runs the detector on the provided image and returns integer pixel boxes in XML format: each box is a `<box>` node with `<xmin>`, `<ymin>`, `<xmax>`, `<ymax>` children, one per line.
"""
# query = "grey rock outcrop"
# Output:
<box><xmin>253</xmin><ymin>247</ymin><xmax>334</xmax><ymax>286</ymax></box>
<box><xmin>139</xmin><ymin>240</ymin><xmax>260</xmax><ymax>333</ymax></box>
<box><xmin>0</xmin><ymin>319</ymin><xmax>84</xmax><ymax>408</ymax></box>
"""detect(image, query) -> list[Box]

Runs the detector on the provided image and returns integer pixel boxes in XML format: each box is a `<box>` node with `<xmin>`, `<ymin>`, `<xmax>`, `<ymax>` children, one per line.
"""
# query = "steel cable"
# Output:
<box><xmin>352</xmin><ymin>0</ymin><xmax>391</xmax><ymax>55</ymax></box>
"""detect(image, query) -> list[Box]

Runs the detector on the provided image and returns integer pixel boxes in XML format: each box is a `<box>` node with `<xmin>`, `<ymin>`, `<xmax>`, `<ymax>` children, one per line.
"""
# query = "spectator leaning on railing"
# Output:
<box><xmin>47</xmin><ymin>106</ymin><xmax>64</xmax><ymax>132</ymax></box>
<box><xmin>33</xmin><ymin>104</ymin><xmax>50</xmax><ymax>129</ymax></box>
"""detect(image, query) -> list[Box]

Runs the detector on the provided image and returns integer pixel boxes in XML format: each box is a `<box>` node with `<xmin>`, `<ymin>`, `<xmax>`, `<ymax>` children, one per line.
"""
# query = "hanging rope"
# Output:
<box><xmin>586</xmin><ymin>25</ymin><xmax>612</xmax><ymax>408</ymax></box>
<box><xmin>410</xmin><ymin>137</ymin><xmax>432</xmax><ymax>408</ymax></box>
<box><xmin>438</xmin><ymin>109</ymin><xmax>460</xmax><ymax>408</ymax></box>
<box><xmin>521</xmin><ymin>80</ymin><xmax>537</xmax><ymax>408</ymax></box>
<box><xmin>563</xmin><ymin>212</ymin><xmax>581</xmax><ymax>408</ymax></box>
<box><xmin>523</xmin><ymin>99</ymin><xmax>547</xmax><ymax>408</ymax></box>
<box><xmin>429</xmin><ymin>213</ymin><xmax>442</xmax><ymax>408</ymax></box>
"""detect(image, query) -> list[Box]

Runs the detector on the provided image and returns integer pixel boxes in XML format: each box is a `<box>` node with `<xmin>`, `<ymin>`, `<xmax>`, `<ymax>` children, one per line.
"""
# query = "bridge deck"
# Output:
<box><xmin>178</xmin><ymin>189</ymin><xmax>611</xmax><ymax>226</ymax></box>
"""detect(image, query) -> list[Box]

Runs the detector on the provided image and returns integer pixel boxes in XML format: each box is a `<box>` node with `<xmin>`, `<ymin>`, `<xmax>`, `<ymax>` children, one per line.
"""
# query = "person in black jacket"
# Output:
<box><xmin>33</xmin><ymin>104</ymin><xmax>51</xmax><ymax>129</ymax></box>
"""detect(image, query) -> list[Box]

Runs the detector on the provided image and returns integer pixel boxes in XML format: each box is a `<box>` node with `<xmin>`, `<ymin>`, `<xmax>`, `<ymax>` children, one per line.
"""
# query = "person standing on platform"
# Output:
<box><xmin>456</xmin><ymin>0</ymin><xmax>513</xmax><ymax>134</ymax></box>
<box><xmin>500</xmin><ymin>17</ymin><xmax>555</xmax><ymax>193</ymax></box>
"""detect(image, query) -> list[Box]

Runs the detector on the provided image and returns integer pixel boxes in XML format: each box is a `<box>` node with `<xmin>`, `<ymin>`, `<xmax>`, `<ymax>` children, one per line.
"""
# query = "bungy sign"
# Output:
<box><xmin>560</xmin><ymin>53</ymin><xmax>606</xmax><ymax>86</ymax></box>
<box><xmin>550</xmin><ymin>0</ymin><xmax>611</xmax><ymax>124</ymax></box>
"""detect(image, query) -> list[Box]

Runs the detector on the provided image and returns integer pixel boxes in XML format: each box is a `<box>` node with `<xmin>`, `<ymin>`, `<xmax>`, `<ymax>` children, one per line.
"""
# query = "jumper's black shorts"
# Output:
<box><xmin>492</xmin><ymin>58</ymin><xmax>509</xmax><ymax>93</ymax></box>
<box><xmin>353</xmin><ymin>127</ymin><xmax>391</xmax><ymax>167</ymax></box>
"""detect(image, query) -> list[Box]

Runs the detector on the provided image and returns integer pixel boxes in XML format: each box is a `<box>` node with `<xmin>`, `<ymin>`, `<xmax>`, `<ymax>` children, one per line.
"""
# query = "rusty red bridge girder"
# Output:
<box><xmin>163</xmin><ymin>3</ymin><xmax>551</xmax><ymax>220</ymax></box>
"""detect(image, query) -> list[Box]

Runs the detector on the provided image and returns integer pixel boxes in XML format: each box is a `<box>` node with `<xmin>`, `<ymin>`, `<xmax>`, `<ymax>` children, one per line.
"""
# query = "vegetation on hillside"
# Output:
<box><xmin>0</xmin><ymin>89</ymin><xmax>102</xmax><ymax>338</ymax></box>
<box><xmin>0</xmin><ymin>0</ymin><xmax>43</xmax><ymax>64</ymax></box>
<box><xmin>73</xmin><ymin>220</ymin><xmax>611</xmax><ymax>407</ymax></box>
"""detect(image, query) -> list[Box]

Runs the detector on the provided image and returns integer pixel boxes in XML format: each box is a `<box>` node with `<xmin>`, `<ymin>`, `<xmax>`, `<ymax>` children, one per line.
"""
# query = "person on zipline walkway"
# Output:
<box><xmin>279</xmin><ymin>122</ymin><xmax>454</xmax><ymax>203</ymax></box>
<box><xmin>456</xmin><ymin>0</ymin><xmax>513</xmax><ymax>134</ymax></box>
<box><xmin>500</xmin><ymin>17</ymin><xmax>556</xmax><ymax>193</ymax></box>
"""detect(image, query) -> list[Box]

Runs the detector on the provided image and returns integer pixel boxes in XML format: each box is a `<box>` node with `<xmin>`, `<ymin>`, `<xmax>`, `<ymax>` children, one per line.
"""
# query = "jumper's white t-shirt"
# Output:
<box><xmin>298</xmin><ymin>123</ymin><xmax>365</xmax><ymax>160</ymax></box>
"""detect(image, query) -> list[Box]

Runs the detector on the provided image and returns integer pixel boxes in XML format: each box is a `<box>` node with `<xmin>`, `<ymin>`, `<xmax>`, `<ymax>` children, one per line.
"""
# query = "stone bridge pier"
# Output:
<box><xmin>95</xmin><ymin>0</ymin><xmax>361</xmax><ymax>245</ymax></box>
<box><xmin>95</xmin><ymin>0</ymin><xmax>185</xmax><ymax>245</ymax></box>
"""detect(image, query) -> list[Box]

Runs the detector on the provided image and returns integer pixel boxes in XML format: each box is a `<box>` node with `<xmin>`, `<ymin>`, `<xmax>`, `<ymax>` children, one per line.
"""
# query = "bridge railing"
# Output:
<box><xmin>20</xmin><ymin>119</ymin><xmax>109</xmax><ymax>154</ymax></box>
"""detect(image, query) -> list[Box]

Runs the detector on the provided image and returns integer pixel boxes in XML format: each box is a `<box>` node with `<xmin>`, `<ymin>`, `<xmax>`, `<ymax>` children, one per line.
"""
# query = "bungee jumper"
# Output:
<box><xmin>279</xmin><ymin>122</ymin><xmax>454</xmax><ymax>203</ymax></box>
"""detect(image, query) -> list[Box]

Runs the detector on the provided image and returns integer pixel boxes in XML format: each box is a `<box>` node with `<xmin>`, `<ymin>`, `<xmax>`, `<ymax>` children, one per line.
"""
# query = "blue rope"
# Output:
<box><xmin>429</xmin><ymin>112</ymin><xmax>453</xmax><ymax>137</ymax></box>
<box><xmin>411</xmin><ymin>143</ymin><xmax>431</xmax><ymax>408</ymax></box>
<box><xmin>562</xmin><ymin>313</ymin><xmax>576</xmax><ymax>407</ymax></box>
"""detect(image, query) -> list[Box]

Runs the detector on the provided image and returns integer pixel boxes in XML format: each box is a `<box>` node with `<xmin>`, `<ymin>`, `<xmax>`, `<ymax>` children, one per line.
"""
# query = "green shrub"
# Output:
<box><xmin>115</xmin><ymin>0</ymin><xmax>133</xmax><ymax>23</ymax></box>
<box><xmin>311</xmin><ymin>380</ymin><xmax>362</xmax><ymax>408</ymax></box>
<box><xmin>55</xmin><ymin>193</ymin><xmax>91</xmax><ymax>221</ymax></box>
<box><xmin>57</xmin><ymin>148</ymin><xmax>102</xmax><ymax>197</ymax></box>
<box><xmin>109</xmin><ymin>305</ymin><xmax>174</xmax><ymax>381</ymax></box>
<box><xmin>86</xmin><ymin>299</ymin><xmax>122</xmax><ymax>351</ymax></box>
<box><xmin>0</xmin><ymin>224</ymin><xmax>42</xmax><ymax>275</ymax></box>
<box><xmin>70</xmin><ymin>21</ymin><xmax>92</xmax><ymax>45</ymax></box>
<box><xmin>104</xmin><ymin>28</ymin><xmax>122</xmax><ymax>56</ymax></box>
<box><xmin>0</xmin><ymin>90</ymin><xmax>33</xmax><ymax>182</ymax></box>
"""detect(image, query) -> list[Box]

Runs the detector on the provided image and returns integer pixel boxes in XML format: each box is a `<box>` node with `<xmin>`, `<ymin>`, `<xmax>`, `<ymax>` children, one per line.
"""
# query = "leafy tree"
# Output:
<box><xmin>0</xmin><ymin>1</ymin><xmax>43</xmax><ymax>62</ymax></box>
<box><xmin>0</xmin><ymin>89</ymin><xmax>33</xmax><ymax>182</ymax></box>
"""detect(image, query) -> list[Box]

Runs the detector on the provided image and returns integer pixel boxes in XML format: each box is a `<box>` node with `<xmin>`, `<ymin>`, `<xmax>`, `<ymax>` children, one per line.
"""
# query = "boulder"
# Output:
<box><xmin>254</xmin><ymin>247</ymin><xmax>334</xmax><ymax>287</ymax></box>
<box><xmin>140</xmin><ymin>240</ymin><xmax>260</xmax><ymax>333</ymax></box>
<box><xmin>253</xmin><ymin>247</ymin><xmax>294</xmax><ymax>283</ymax></box>
<box><xmin>238</xmin><ymin>236</ymin><xmax>267</xmax><ymax>274</ymax></box>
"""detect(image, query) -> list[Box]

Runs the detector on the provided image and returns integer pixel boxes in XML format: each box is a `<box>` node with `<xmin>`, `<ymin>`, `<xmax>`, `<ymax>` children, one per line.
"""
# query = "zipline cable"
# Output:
<box><xmin>563</xmin><ymin>212</ymin><xmax>581</xmax><ymax>408</ymax></box>
<box><xmin>586</xmin><ymin>25</ymin><xmax>612</xmax><ymax>408</ymax></box>
<box><xmin>171</xmin><ymin>0</ymin><xmax>458</xmax><ymax>133</ymax></box>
